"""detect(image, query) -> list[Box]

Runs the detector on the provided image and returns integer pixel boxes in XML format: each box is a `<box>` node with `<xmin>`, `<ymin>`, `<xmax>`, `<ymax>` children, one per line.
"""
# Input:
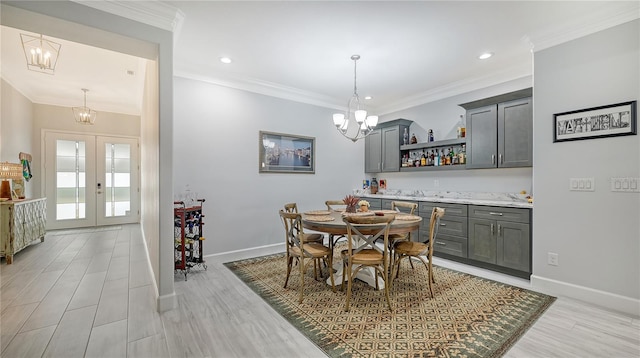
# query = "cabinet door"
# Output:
<box><xmin>498</xmin><ymin>97</ymin><xmax>532</xmax><ymax>167</ymax></box>
<box><xmin>468</xmin><ymin>218</ymin><xmax>497</xmax><ymax>264</ymax></box>
<box><xmin>381</xmin><ymin>126</ymin><xmax>400</xmax><ymax>172</ymax></box>
<box><xmin>466</xmin><ymin>105</ymin><xmax>498</xmax><ymax>169</ymax></box>
<box><xmin>497</xmin><ymin>221</ymin><xmax>530</xmax><ymax>272</ymax></box>
<box><xmin>364</xmin><ymin>129</ymin><xmax>382</xmax><ymax>173</ymax></box>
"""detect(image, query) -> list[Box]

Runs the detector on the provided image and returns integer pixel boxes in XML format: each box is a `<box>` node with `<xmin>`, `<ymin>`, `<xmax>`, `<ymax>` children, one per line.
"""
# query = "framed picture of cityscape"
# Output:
<box><xmin>259</xmin><ymin>131</ymin><xmax>315</xmax><ymax>173</ymax></box>
<box><xmin>554</xmin><ymin>101</ymin><xmax>636</xmax><ymax>142</ymax></box>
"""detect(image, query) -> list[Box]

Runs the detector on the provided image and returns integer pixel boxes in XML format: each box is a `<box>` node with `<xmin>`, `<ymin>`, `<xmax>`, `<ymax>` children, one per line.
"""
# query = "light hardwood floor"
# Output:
<box><xmin>1</xmin><ymin>224</ymin><xmax>638</xmax><ymax>357</ymax></box>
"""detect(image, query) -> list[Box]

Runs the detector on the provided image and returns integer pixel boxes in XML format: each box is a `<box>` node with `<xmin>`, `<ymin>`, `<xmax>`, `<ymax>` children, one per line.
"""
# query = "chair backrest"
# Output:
<box><xmin>343</xmin><ymin>214</ymin><xmax>395</xmax><ymax>254</ymax></box>
<box><xmin>284</xmin><ymin>202</ymin><xmax>298</xmax><ymax>213</ymax></box>
<box><xmin>325</xmin><ymin>200</ymin><xmax>346</xmax><ymax>212</ymax></box>
<box><xmin>279</xmin><ymin>210</ymin><xmax>305</xmax><ymax>252</ymax></box>
<box><xmin>391</xmin><ymin>201</ymin><xmax>418</xmax><ymax>215</ymax></box>
<box><xmin>424</xmin><ymin>207</ymin><xmax>445</xmax><ymax>255</ymax></box>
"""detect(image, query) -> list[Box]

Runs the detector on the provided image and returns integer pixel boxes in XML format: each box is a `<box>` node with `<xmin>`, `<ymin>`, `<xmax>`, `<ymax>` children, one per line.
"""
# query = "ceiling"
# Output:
<box><xmin>2</xmin><ymin>1</ymin><xmax>639</xmax><ymax>117</ymax></box>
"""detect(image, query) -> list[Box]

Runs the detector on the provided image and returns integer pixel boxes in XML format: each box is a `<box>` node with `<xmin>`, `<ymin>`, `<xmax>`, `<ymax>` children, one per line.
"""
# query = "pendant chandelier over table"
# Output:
<box><xmin>332</xmin><ymin>55</ymin><xmax>378</xmax><ymax>142</ymax></box>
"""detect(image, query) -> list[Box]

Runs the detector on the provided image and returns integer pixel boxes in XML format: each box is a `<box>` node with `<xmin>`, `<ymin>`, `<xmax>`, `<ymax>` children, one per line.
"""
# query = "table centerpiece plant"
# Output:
<box><xmin>343</xmin><ymin>195</ymin><xmax>359</xmax><ymax>213</ymax></box>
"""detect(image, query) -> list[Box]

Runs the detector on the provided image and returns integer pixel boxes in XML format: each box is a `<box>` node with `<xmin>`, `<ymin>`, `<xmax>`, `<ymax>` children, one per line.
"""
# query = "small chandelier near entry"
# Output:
<box><xmin>332</xmin><ymin>55</ymin><xmax>378</xmax><ymax>142</ymax></box>
<box><xmin>20</xmin><ymin>33</ymin><xmax>61</xmax><ymax>75</ymax></box>
<box><xmin>72</xmin><ymin>89</ymin><xmax>97</xmax><ymax>125</ymax></box>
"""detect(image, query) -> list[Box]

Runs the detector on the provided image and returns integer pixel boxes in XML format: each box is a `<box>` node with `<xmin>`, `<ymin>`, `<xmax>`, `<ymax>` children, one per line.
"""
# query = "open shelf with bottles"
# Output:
<box><xmin>400</xmin><ymin>138</ymin><xmax>467</xmax><ymax>172</ymax></box>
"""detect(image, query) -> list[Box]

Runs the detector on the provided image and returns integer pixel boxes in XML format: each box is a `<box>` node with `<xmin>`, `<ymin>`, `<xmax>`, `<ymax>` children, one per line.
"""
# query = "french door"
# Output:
<box><xmin>44</xmin><ymin>132</ymin><xmax>139</xmax><ymax>230</ymax></box>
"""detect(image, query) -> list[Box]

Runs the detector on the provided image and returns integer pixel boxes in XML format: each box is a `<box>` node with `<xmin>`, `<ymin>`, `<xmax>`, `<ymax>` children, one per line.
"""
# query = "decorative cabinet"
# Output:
<box><xmin>1</xmin><ymin>198</ymin><xmax>47</xmax><ymax>264</ymax></box>
<box><xmin>461</xmin><ymin>88</ymin><xmax>533</xmax><ymax>169</ymax></box>
<box><xmin>399</xmin><ymin>138</ymin><xmax>467</xmax><ymax>172</ymax></box>
<box><xmin>364</xmin><ymin>119</ymin><xmax>412</xmax><ymax>173</ymax></box>
<box><xmin>419</xmin><ymin>202</ymin><xmax>468</xmax><ymax>258</ymax></box>
<box><xmin>468</xmin><ymin>205</ymin><xmax>530</xmax><ymax>276</ymax></box>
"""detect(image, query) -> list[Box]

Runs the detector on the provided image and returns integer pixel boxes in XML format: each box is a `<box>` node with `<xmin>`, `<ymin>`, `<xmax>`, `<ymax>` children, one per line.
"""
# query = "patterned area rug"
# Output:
<box><xmin>224</xmin><ymin>251</ymin><xmax>555</xmax><ymax>357</ymax></box>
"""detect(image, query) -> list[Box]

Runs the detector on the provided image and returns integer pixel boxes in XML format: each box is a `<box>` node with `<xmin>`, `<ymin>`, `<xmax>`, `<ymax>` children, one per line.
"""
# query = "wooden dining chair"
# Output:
<box><xmin>388</xmin><ymin>201</ymin><xmax>419</xmax><ymax>266</ymax></box>
<box><xmin>325</xmin><ymin>200</ymin><xmax>347</xmax><ymax>248</ymax></box>
<box><xmin>284</xmin><ymin>202</ymin><xmax>326</xmax><ymax>279</ymax></box>
<box><xmin>341</xmin><ymin>214</ymin><xmax>395</xmax><ymax>312</ymax></box>
<box><xmin>390</xmin><ymin>207</ymin><xmax>445</xmax><ymax>298</ymax></box>
<box><xmin>280</xmin><ymin>210</ymin><xmax>335</xmax><ymax>303</ymax></box>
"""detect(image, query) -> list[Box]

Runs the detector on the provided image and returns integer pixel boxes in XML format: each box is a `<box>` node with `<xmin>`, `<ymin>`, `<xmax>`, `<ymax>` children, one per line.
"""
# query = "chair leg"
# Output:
<box><xmin>380</xmin><ymin>266</ymin><xmax>393</xmax><ymax>312</ymax></box>
<box><xmin>328</xmin><ymin>255</ymin><xmax>336</xmax><ymax>292</ymax></box>
<box><xmin>298</xmin><ymin>257</ymin><xmax>305</xmax><ymax>303</ymax></box>
<box><xmin>284</xmin><ymin>256</ymin><xmax>293</xmax><ymax>288</ymax></box>
<box><xmin>416</xmin><ymin>256</ymin><xmax>434</xmax><ymax>298</ymax></box>
<box><xmin>345</xmin><ymin>264</ymin><xmax>353</xmax><ymax>312</ymax></box>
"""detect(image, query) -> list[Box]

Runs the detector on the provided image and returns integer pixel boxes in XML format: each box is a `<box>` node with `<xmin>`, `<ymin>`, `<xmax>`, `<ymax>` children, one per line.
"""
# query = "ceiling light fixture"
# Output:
<box><xmin>20</xmin><ymin>33</ymin><xmax>61</xmax><ymax>74</ymax></box>
<box><xmin>219</xmin><ymin>57</ymin><xmax>232</xmax><ymax>64</ymax></box>
<box><xmin>332</xmin><ymin>55</ymin><xmax>378</xmax><ymax>142</ymax></box>
<box><xmin>72</xmin><ymin>89</ymin><xmax>97</xmax><ymax>125</ymax></box>
<box><xmin>478</xmin><ymin>52</ymin><xmax>493</xmax><ymax>60</ymax></box>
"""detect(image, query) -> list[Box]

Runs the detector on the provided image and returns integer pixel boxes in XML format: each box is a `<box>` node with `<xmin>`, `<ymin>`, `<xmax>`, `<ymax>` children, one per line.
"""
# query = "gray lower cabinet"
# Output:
<box><xmin>419</xmin><ymin>202</ymin><xmax>468</xmax><ymax>258</ymax></box>
<box><xmin>468</xmin><ymin>205</ymin><xmax>530</xmax><ymax>275</ymax></box>
<box><xmin>367</xmin><ymin>198</ymin><xmax>382</xmax><ymax>210</ymax></box>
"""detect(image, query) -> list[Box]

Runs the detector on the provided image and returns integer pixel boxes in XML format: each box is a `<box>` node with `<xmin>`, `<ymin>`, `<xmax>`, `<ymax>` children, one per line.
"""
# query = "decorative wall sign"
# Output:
<box><xmin>259</xmin><ymin>131</ymin><xmax>315</xmax><ymax>173</ymax></box>
<box><xmin>553</xmin><ymin>101</ymin><xmax>636</xmax><ymax>142</ymax></box>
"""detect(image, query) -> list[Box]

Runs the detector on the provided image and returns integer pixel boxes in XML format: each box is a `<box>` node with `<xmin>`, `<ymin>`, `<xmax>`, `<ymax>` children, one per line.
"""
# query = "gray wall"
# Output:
<box><xmin>173</xmin><ymin>76</ymin><xmax>364</xmax><ymax>255</ymax></box>
<box><xmin>532</xmin><ymin>20</ymin><xmax>639</xmax><ymax>314</ymax></box>
<box><xmin>0</xmin><ymin>79</ymin><xmax>34</xmax><ymax>198</ymax></box>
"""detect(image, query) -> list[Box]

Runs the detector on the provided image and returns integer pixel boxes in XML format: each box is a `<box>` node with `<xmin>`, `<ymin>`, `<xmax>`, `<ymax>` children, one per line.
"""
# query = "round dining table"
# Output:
<box><xmin>302</xmin><ymin>209</ymin><xmax>422</xmax><ymax>289</ymax></box>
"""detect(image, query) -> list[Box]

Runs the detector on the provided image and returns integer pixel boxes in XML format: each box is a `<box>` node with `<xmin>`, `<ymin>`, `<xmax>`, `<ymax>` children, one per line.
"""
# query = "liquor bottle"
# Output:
<box><xmin>428</xmin><ymin>129</ymin><xmax>434</xmax><ymax>142</ymax></box>
<box><xmin>445</xmin><ymin>148</ymin><xmax>451</xmax><ymax>165</ymax></box>
<box><xmin>420</xmin><ymin>150</ymin><xmax>426</xmax><ymax>166</ymax></box>
<box><xmin>459</xmin><ymin>144</ymin><xmax>466</xmax><ymax>165</ymax></box>
<box><xmin>449</xmin><ymin>147</ymin><xmax>455</xmax><ymax>165</ymax></box>
<box><xmin>440</xmin><ymin>149</ymin><xmax>445</xmax><ymax>166</ymax></box>
<box><xmin>403</xmin><ymin>128</ymin><xmax>409</xmax><ymax>145</ymax></box>
<box><xmin>434</xmin><ymin>150</ymin><xmax>440</xmax><ymax>167</ymax></box>
<box><xmin>410</xmin><ymin>133</ymin><xmax>417</xmax><ymax>144</ymax></box>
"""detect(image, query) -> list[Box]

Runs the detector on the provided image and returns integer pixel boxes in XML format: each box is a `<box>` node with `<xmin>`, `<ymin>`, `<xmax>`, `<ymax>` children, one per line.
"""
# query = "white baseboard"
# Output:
<box><xmin>531</xmin><ymin>275</ymin><xmax>640</xmax><ymax>317</ymax></box>
<box><xmin>157</xmin><ymin>291</ymin><xmax>177</xmax><ymax>312</ymax></box>
<box><xmin>205</xmin><ymin>243</ymin><xmax>284</xmax><ymax>263</ymax></box>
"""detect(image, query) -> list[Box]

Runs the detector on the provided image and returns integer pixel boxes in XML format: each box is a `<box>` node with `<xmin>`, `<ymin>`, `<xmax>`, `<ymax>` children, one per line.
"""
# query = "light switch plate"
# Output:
<box><xmin>611</xmin><ymin>177</ymin><xmax>640</xmax><ymax>192</ymax></box>
<box><xmin>569</xmin><ymin>178</ymin><xmax>595</xmax><ymax>191</ymax></box>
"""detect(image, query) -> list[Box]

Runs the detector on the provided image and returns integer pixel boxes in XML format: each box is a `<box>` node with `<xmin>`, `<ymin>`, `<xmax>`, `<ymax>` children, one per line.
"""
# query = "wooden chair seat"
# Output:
<box><xmin>393</xmin><ymin>241</ymin><xmax>428</xmax><ymax>256</ymax></box>
<box><xmin>292</xmin><ymin>243</ymin><xmax>332</xmax><ymax>257</ymax></box>
<box><xmin>341</xmin><ymin>249</ymin><xmax>383</xmax><ymax>265</ymax></box>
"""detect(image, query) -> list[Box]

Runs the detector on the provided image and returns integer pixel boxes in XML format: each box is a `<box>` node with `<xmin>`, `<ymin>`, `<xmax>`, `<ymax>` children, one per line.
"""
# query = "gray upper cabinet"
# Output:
<box><xmin>461</xmin><ymin>88</ymin><xmax>533</xmax><ymax>169</ymax></box>
<box><xmin>364</xmin><ymin>119</ymin><xmax>412</xmax><ymax>173</ymax></box>
<box><xmin>364</xmin><ymin>130</ymin><xmax>382</xmax><ymax>172</ymax></box>
<box><xmin>499</xmin><ymin>97</ymin><xmax>533</xmax><ymax>167</ymax></box>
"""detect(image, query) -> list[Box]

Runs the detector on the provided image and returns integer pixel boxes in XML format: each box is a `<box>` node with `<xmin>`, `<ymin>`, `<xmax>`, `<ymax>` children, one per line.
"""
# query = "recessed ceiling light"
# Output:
<box><xmin>219</xmin><ymin>57</ymin><xmax>232</xmax><ymax>64</ymax></box>
<box><xmin>478</xmin><ymin>52</ymin><xmax>493</xmax><ymax>60</ymax></box>
<box><xmin>365</xmin><ymin>96</ymin><xmax>372</xmax><ymax>100</ymax></box>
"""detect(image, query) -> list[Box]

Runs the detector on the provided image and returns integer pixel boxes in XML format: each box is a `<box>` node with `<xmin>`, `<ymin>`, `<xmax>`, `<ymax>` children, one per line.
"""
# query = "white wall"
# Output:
<box><xmin>532</xmin><ymin>20</ymin><xmax>639</xmax><ymax>315</ymax></box>
<box><xmin>0</xmin><ymin>79</ymin><xmax>34</xmax><ymax>198</ymax></box>
<box><xmin>376</xmin><ymin>77</ymin><xmax>533</xmax><ymax>194</ymax></box>
<box><xmin>173</xmin><ymin>76</ymin><xmax>364</xmax><ymax>255</ymax></box>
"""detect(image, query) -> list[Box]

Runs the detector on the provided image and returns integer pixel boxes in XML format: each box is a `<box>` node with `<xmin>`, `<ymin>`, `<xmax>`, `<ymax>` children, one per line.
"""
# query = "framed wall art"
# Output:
<box><xmin>259</xmin><ymin>131</ymin><xmax>315</xmax><ymax>174</ymax></box>
<box><xmin>553</xmin><ymin>101</ymin><xmax>636</xmax><ymax>142</ymax></box>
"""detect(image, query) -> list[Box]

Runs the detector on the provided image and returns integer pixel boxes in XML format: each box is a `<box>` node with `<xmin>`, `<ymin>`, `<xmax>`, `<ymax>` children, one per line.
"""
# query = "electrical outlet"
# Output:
<box><xmin>433</xmin><ymin>179</ymin><xmax>439</xmax><ymax>188</ymax></box>
<box><xmin>547</xmin><ymin>252</ymin><xmax>559</xmax><ymax>266</ymax></box>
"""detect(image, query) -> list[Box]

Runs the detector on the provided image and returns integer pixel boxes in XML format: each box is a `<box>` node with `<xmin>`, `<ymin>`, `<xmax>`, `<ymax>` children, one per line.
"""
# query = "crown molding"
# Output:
<box><xmin>174</xmin><ymin>68</ymin><xmax>346</xmax><ymax>112</ymax></box>
<box><xmin>527</xmin><ymin>2</ymin><xmax>640</xmax><ymax>52</ymax></box>
<box><xmin>72</xmin><ymin>1</ymin><xmax>184</xmax><ymax>33</ymax></box>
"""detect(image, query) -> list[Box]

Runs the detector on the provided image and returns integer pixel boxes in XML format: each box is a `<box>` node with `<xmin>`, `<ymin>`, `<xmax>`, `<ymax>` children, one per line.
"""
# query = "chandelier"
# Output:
<box><xmin>72</xmin><ymin>89</ymin><xmax>97</xmax><ymax>125</ymax></box>
<box><xmin>20</xmin><ymin>33</ymin><xmax>61</xmax><ymax>75</ymax></box>
<box><xmin>332</xmin><ymin>55</ymin><xmax>378</xmax><ymax>142</ymax></box>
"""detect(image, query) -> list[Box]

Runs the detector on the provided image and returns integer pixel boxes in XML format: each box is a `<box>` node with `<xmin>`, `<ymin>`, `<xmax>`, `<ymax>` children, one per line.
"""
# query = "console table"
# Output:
<box><xmin>0</xmin><ymin>198</ymin><xmax>46</xmax><ymax>264</ymax></box>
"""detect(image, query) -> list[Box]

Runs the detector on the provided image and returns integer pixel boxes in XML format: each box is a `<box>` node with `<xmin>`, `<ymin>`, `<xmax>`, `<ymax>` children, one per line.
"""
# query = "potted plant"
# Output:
<box><xmin>343</xmin><ymin>195</ymin><xmax>359</xmax><ymax>213</ymax></box>
<box><xmin>358</xmin><ymin>200</ymin><xmax>370</xmax><ymax>212</ymax></box>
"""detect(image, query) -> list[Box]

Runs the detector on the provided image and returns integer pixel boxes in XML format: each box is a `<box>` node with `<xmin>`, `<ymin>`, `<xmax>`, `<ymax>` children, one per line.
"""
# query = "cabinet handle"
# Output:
<box><xmin>491</xmin><ymin>223</ymin><xmax>494</xmax><ymax>235</ymax></box>
<box><xmin>498</xmin><ymin>224</ymin><xmax>501</xmax><ymax>237</ymax></box>
<box><xmin>440</xmin><ymin>223</ymin><xmax>446</xmax><ymax>226</ymax></box>
<box><xmin>489</xmin><ymin>212</ymin><xmax>503</xmax><ymax>216</ymax></box>
<box><xmin>436</xmin><ymin>241</ymin><xmax>446</xmax><ymax>246</ymax></box>
<box><xmin>491</xmin><ymin>154</ymin><xmax>495</xmax><ymax>165</ymax></box>
<box><xmin>499</xmin><ymin>153</ymin><xmax>504</xmax><ymax>164</ymax></box>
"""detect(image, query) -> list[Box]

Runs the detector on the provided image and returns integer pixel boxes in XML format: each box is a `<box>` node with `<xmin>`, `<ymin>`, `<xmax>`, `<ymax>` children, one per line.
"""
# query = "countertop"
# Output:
<box><xmin>354</xmin><ymin>189</ymin><xmax>533</xmax><ymax>209</ymax></box>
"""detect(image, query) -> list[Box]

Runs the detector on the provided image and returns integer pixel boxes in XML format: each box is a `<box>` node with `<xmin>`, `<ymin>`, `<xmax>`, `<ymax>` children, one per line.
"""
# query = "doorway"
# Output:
<box><xmin>44</xmin><ymin>131</ymin><xmax>140</xmax><ymax>230</ymax></box>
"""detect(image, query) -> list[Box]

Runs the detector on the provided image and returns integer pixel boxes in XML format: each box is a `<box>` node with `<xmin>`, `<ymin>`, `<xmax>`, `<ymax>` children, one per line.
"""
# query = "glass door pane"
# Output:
<box><xmin>55</xmin><ymin>139</ymin><xmax>87</xmax><ymax>220</ymax></box>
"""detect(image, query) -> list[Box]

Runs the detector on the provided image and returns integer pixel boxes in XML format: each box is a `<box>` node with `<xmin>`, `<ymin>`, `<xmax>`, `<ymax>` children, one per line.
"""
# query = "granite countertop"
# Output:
<box><xmin>353</xmin><ymin>189</ymin><xmax>533</xmax><ymax>209</ymax></box>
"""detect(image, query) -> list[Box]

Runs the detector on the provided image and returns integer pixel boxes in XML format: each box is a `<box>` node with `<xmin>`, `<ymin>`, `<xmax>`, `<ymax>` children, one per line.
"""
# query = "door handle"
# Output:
<box><xmin>491</xmin><ymin>223</ymin><xmax>494</xmax><ymax>236</ymax></box>
<box><xmin>491</xmin><ymin>154</ymin><xmax>495</xmax><ymax>165</ymax></box>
